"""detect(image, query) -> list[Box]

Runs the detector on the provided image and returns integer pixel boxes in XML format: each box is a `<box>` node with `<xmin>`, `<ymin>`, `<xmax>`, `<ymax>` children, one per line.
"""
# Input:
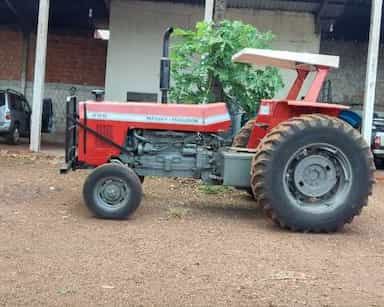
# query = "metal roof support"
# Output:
<box><xmin>30</xmin><ymin>0</ymin><xmax>50</xmax><ymax>152</ymax></box>
<box><xmin>362</xmin><ymin>0</ymin><xmax>383</xmax><ymax>143</ymax></box>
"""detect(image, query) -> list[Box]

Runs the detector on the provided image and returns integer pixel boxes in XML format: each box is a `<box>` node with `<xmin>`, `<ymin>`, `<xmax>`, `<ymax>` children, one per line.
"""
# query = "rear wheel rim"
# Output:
<box><xmin>94</xmin><ymin>177</ymin><xmax>131</xmax><ymax>210</ymax></box>
<box><xmin>283</xmin><ymin>143</ymin><xmax>353</xmax><ymax>213</ymax></box>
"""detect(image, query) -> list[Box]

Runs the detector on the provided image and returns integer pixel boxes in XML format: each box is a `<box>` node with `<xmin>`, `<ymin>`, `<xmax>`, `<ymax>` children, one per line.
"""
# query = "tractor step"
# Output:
<box><xmin>222</xmin><ymin>150</ymin><xmax>254</xmax><ymax>188</ymax></box>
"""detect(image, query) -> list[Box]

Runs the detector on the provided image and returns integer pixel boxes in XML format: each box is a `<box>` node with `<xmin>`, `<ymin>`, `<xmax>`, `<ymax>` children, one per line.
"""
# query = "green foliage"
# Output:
<box><xmin>170</xmin><ymin>20</ymin><xmax>283</xmax><ymax>116</ymax></box>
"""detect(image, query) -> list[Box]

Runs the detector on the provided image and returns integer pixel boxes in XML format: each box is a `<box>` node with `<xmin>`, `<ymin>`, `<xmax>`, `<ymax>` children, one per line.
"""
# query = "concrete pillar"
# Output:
<box><xmin>30</xmin><ymin>0</ymin><xmax>50</xmax><ymax>152</ymax></box>
<box><xmin>204</xmin><ymin>0</ymin><xmax>214</xmax><ymax>22</ymax></box>
<box><xmin>362</xmin><ymin>0</ymin><xmax>383</xmax><ymax>143</ymax></box>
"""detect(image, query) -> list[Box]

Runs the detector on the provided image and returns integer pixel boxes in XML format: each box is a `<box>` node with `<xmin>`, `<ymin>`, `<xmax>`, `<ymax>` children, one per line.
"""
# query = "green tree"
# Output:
<box><xmin>170</xmin><ymin>20</ymin><xmax>283</xmax><ymax>116</ymax></box>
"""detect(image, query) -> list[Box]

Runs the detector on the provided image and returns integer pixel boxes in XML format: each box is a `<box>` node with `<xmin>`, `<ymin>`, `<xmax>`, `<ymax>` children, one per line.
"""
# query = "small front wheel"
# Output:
<box><xmin>83</xmin><ymin>164</ymin><xmax>143</xmax><ymax>219</ymax></box>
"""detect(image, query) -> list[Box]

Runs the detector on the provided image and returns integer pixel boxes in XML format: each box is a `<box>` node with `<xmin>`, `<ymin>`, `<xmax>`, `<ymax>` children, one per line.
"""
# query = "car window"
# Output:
<box><xmin>9</xmin><ymin>94</ymin><xmax>23</xmax><ymax>111</ymax></box>
<box><xmin>22</xmin><ymin>99</ymin><xmax>31</xmax><ymax>113</ymax></box>
<box><xmin>0</xmin><ymin>92</ymin><xmax>5</xmax><ymax>107</ymax></box>
<box><xmin>15</xmin><ymin>96</ymin><xmax>23</xmax><ymax>111</ymax></box>
<box><xmin>9</xmin><ymin>94</ymin><xmax>16</xmax><ymax>109</ymax></box>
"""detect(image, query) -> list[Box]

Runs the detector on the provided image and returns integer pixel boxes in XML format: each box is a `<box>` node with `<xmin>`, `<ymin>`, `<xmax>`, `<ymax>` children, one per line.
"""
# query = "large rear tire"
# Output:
<box><xmin>232</xmin><ymin>119</ymin><xmax>255</xmax><ymax>148</ymax></box>
<box><xmin>83</xmin><ymin>164</ymin><xmax>143</xmax><ymax>219</ymax></box>
<box><xmin>251</xmin><ymin>114</ymin><xmax>375</xmax><ymax>232</ymax></box>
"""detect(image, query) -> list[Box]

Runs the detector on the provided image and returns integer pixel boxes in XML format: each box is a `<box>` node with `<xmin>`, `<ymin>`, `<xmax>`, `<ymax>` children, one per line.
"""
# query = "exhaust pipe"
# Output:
<box><xmin>160</xmin><ymin>27</ymin><xmax>174</xmax><ymax>104</ymax></box>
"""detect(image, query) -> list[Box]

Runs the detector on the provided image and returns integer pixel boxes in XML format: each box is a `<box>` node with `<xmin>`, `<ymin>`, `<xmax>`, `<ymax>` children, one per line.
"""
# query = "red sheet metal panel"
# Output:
<box><xmin>77</xmin><ymin>101</ymin><xmax>231</xmax><ymax>165</ymax></box>
<box><xmin>247</xmin><ymin>99</ymin><xmax>349</xmax><ymax>149</ymax></box>
<box><xmin>80</xmin><ymin>101</ymin><xmax>231</xmax><ymax>133</ymax></box>
<box><xmin>286</xmin><ymin>100</ymin><xmax>350</xmax><ymax>109</ymax></box>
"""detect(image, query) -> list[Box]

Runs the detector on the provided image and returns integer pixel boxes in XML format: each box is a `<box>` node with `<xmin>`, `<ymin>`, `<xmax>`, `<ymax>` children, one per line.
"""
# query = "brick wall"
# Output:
<box><xmin>0</xmin><ymin>29</ymin><xmax>23</xmax><ymax>81</ymax></box>
<box><xmin>0</xmin><ymin>27</ymin><xmax>108</xmax><ymax>140</ymax></box>
<box><xmin>0</xmin><ymin>27</ymin><xmax>107</xmax><ymax>87</ymax></box>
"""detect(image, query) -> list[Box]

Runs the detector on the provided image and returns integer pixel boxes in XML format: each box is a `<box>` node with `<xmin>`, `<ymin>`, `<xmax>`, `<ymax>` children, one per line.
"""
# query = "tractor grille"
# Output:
<box><xmin>95</xmin><ymin>124</ymin><xmax>113</xmax><ymax>148</ymax></box>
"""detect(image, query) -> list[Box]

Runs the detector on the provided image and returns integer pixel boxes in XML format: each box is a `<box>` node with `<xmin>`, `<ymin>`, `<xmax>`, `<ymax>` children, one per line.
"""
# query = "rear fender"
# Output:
<box><xmin>247</xmin><ymin>99</ymin><xmax>350</xmax><ymax>148</ymax></box>
<box><xmin>338</xmin><ymin>110</ymin><xmax>361</xmax><ymax>129</ymax></box>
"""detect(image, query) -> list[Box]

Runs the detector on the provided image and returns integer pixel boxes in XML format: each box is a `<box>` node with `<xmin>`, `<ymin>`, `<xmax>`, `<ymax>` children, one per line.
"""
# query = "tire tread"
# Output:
<box><xmin>251</xmin><ymin>114</ymin><xmax>375</xmax><ymax>232</ymax></box>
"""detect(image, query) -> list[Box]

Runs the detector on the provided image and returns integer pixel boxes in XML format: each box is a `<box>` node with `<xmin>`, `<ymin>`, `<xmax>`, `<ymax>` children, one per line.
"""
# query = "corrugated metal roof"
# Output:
<box><xmin>0</xmin><ymin>0</ymin><xmax>108</xmax><ymax>29</ymax></box>
<box><xmin>150</xmin><ymin>0</ymin><xmax>322</xmax><ymax>12</ymax></box>
<box><xmin>148</xmin><ymin>0</ymin><xmax>375</xmax><ymax>41</ymax></box>
<box><xmin>150</xmin><ymin>0</ymin><xmax>354</xmax><ymax>15</ymax></box>
<box><xmin>227</xmin><ymin>0</ymin><xmax>320</xmax><ymax>13</ymax></box>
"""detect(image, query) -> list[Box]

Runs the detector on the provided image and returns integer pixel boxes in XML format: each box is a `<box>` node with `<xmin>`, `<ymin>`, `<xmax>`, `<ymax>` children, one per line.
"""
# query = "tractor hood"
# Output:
<box><xmin>79</xmin><ymin>101</ymin><xmax>231</xmax><ymax>133</ymax></box>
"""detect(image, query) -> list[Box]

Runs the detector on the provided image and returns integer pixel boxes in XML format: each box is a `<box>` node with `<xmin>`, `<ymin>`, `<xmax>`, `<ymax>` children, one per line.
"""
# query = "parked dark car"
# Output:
<box><xmin>0</xmin><ymin>89</ymin><xmax>53</xmax><ymax>144</ymax></box>
<box><xmin>372</xmin><ymin>113</ymin><xmax>384</xmax><ymax>167</ymax></box>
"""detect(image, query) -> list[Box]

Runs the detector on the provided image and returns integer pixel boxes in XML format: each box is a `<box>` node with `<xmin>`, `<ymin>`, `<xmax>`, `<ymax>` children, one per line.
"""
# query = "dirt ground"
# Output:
<box><xmin>0</xmin><ymin>143</ymin><xmax>384</xmax><ymax>307</ymax></box>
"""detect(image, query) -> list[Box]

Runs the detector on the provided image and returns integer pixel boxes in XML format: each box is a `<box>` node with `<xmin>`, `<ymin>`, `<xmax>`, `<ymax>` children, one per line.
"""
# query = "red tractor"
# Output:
<box><xmin>61</xmin><ymin>28</ymin><xmax>374</xmax><ymax>232</ymax></box>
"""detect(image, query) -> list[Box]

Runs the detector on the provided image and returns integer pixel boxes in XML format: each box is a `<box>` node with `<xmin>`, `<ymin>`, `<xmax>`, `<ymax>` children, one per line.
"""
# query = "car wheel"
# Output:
<box><xmin>7</xmin><ymin>124</ymin><xmax>20</xmax><ymax>145</ymax></box>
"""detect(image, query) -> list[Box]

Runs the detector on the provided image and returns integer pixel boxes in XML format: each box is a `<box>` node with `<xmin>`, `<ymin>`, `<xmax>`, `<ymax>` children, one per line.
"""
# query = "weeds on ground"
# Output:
<box><xmin>198</xmin><ymin>183</ymin><xmax>232</xmax><ymax>194</ymax></box>
<box><xmin>57</xmin><ymin>288</ymin><xmax>77</xmax><ymax>295</ymax></box>
<box><xmin>167</xmin><ymin>206</ymin><xmax>191</xmax><ymax>219</ymax></box>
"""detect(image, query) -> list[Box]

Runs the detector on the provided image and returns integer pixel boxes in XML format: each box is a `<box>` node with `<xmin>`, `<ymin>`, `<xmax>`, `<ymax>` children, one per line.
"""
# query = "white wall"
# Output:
<box><xmin>106</xmin><ymin>0</ymin><xmax>321</xmax><ymax>101</ymax></box>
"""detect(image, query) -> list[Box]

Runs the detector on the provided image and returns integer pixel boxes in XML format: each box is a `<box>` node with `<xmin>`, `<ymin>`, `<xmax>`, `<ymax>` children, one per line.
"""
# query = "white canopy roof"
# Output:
<box><xmin>232</xmin><ymin>48</ymin><xmax>339</xmax><ymax>71</ymax></box>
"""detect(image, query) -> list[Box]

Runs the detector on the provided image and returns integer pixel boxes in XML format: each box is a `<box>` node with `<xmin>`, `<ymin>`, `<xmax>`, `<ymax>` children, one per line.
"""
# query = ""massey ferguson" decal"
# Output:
<box><xmin>86</xmin><ymin>112</ymin><xmax>230</xmax><ymax>126</ymax></box>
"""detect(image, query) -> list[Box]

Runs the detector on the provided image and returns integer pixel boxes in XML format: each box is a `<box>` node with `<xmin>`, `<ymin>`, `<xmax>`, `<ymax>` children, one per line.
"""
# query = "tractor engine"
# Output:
<box><xmin>122</xmin><ymin>129</ymin><xmax>226</xmax><ymax>182</ymax></box>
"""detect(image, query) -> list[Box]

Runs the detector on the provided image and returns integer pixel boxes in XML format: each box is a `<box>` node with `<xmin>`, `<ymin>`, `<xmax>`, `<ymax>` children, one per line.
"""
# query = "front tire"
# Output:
<box><xmin>251</xmin><ymin>114</ymin><xmax>375</xmax><ymax>232</ymax></box>
<box><xmin>83</xmin><ymin>164</ymin><xmax>143</xmax><ymax>219</ymax></box>
<box><xmin>7</xmin><ymin>124</ymin><xmax>20</xmax><ymax>145</ymax></box>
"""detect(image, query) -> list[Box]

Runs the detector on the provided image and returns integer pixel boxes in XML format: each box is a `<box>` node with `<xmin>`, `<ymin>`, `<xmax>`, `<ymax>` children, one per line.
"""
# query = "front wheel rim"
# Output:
<box><xmin>283</xmin><ymin>143</ymin><xmax>353</xmax><ymax>213</ymax></box>
<box><xmin>94</xmin><ymin>177</ymin><xmax>131</xmax><ymax>210</ymax></box>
